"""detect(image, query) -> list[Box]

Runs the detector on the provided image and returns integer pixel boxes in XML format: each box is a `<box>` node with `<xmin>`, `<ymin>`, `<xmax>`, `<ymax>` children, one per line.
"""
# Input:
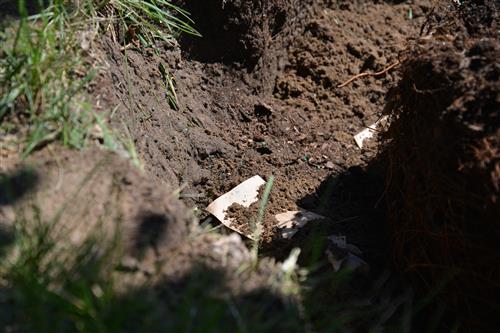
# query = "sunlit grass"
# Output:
<box><xmin>0</xmin><ymin>0</ymin><xmax>95</xmax><ymax>155</ymax></box>
<box><xmin>92</xmin><ymin>0</ymin><xmax>200</xmax><ymax>46</ymax></box>
<box><xmin>0</xmin><ymin>0</ymin><xmax>199</xmax><ymax>156</ymax></box>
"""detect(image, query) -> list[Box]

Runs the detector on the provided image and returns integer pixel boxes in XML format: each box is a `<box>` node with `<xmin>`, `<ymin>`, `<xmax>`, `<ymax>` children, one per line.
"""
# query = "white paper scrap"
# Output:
<box><xmin>328</xmin><ymin>235</ymin><xmax>363</xmax><ymax>256</ymax></box>
<box><xmin>326</xmin><ymin>235</ymin><xmax>369</xmax><ymax>272</ymax></box>
<box><xmin>276</xmin><ymin>210</ymin><xmax>325</xmax><ymax>239</ymax></box>
<box><xmin>206</xmin><ymin>175</ymin><xmax>266</xmax><ymax>238</ymax></box>
<box><xmin>354</xmin><ymin>116</ymin><xmax>389</xmax><ymax>149</ymax></box>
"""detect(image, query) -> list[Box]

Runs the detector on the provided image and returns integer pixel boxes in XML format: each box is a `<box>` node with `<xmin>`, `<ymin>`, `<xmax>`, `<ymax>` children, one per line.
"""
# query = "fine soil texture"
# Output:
<box><xmin>96</xmin><ymin>0</ymin><xmax>429</xmax><ymax>253</ymax></box>
<box><xmin>2</xmin><ymin>0</ymin><xmax>499</xmax><ymax>331</ymax></box>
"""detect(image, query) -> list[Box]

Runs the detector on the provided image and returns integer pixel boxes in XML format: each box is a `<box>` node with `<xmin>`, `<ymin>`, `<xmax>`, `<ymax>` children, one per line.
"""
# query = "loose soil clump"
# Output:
<box><xmin>0</xmin><ymin>146</ymin><xmax>191</xmax><ymax>263</ymax></box>
<box><xmin>384</xmin><ymin>0</ymin><xmax>500</xmax><ymax>330</ymax></box>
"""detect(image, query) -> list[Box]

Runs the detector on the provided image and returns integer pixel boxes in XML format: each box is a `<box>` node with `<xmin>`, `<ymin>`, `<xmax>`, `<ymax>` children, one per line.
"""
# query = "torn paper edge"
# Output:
<box><xmin>206</xmin><ymin>175</ymin><xmax>266</xmax><ymax>239</ymax></box>
<box><xmin>354</xmin><ymin>115</ymin><xmax>389</xmax><ymax>149</ymax></box>
<box><xmin>328</xmin><ymin>235</ymin><xmax>363</xmax><ymax>256</ymax></box>
<box><xmin>206</xmin><ymin>176</ymin><xmax>325</xmax><ymax>240</ymax></box>
<box><xmin>326</xmin><ymin>235</ymin><xmax>369</xmax><ymax>272</ymax></box>
<box><xmin>276</xmin><ymin>210</ymin><xmax>325</xmax><ymax>239</ymax></box>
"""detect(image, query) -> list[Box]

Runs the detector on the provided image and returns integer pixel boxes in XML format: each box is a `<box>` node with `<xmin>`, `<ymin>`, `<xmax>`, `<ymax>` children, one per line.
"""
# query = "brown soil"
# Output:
<box><xmin>225</xmin><ymin>195</ymin><xmax>281</xmax><ymax>245</ymax></box>
<box><xmin>11</xmin><ymin>0</ymin><xmax>500</xmax><ymax>330</ymax></box>
<box><xmin>384</xmin><ymin>0</ymin><xmax>500</xmax><ymax>330</ymax></box>
<box><xmin>0</xmin><ymin>146</ymin><xmax>191</xmax><ymax>265</ymax></box>
<box><xmin>96</xmin><ymin>0</ymin><xmax>429</xmax><ymax>219</ymax></box>
<box><xmin>177</xmin><ymin>0</ymin><xmax>292</xmax><ymax>67</ymax></box>
<box><xmin>226</xmin><ymin>181</ymin><xmax>326</xmax><ymax>246</ymax></box>
<box><xmin>0</xmin><ymin>148</ymin><xmax>305</xmax><ymax>332</ymax></box>
<box><xmin>0</xmin><ymin>146</ymin><xmax>295</xmax><ymax>311</ymax></box>
<box><xmin>226</xmin><ymin>203</ymin><xmax>258</xmax><ymax>237</ymax></box>
<box><xmin>76</xmin><ymin>2</ymin><xmax>435</xmax><ymax>288</ymax></box>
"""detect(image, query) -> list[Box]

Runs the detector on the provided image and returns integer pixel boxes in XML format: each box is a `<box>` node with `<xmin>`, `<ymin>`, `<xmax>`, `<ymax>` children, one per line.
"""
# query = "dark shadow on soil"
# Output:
<box><xmin>300</xmin><ymin>160</ymin><xmax>389</xmax><ymax>267</ymax></box>
<box><xmin>1</xmin><ymin>262</ymin><xmax>304</xmax><ymax>332</ymax></box>
<box><xmin>178</xmin><ymin>0</ymin><xmax>245</xmax><ymax>65</ymax></box>
<box><xmin>0</xmin><ymin>226</ymin><xmax>14</xmax><ymax>252</ymax></box>
<box><xmin>262</xmin><ymin>158</ymin><xmax>390</xmax><ymax>270</ymax></box>
<box><xmin>0</xmin><ymin>168</ymin><xmax>39</xmax><ymax>206</ymax></box>
<box><xmin>0</xmin><ymin>0</ymin><xmax>48</xmax><ymax>19</ymax></box>
<box><xmin>132</xmin><ymin>212</ymin><xmax>182</xmax><ymax>257</ymax></box>
<box><xmin>148</xmin><ymin>264</ymin><xmax>303</xmax><ymax>332</ymax></box>
<box><xmin>178</xmin><ymin>0</ymin><xmax>289</xmax><ymax>69</ymax></box>
<box><xmin>287</xmin><ymin>158</ymin><xmax>458</xmax><ymax>332</ymax></box>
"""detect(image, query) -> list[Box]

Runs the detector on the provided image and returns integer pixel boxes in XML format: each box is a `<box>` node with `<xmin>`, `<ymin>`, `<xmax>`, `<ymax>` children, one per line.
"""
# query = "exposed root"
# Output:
<box><xmin>338</xmin><ymin>60</ymin><xmax>401</xmax><ymax>88</ymax></box>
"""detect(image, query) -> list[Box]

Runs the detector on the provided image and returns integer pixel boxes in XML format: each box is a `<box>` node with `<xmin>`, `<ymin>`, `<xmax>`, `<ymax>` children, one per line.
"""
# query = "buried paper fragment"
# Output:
<box><xmin>276</xmin><ymin>210</ymin><xmax>325</xmax><ymax>239</ymax></box>
<box><xmin>206</xmin><ymin>175</ymin><xmax>266</xmax><ymax>239</ymax></box>
<box><xmin>353</xmin><ymin>115</ymin><xmax>389</xmax><ymax>149</ymax></box>
<box><xmin>326</xmin><ymin>234</ymin><xmax>369</xmax><ymax>273</ymax></box>
<box><xmin>206</xmin><ymin>176</ymin><xmax>325</xmax><ymax>240</ymax></box>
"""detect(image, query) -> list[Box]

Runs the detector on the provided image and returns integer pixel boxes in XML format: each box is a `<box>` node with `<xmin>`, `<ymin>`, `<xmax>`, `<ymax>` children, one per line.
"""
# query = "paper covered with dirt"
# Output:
<box><xmin>206</xmin><ymin>175</ymin><xmax>266</xmax><ymax>237</ymax></box>
<box><xmin>206</xmin><ymin>176</ymin><xmax>324</xmax><ymax>240</ymax></box>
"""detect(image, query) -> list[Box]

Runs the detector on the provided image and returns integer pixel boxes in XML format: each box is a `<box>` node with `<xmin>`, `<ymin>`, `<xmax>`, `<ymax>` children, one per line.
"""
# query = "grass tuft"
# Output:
<box><xmin>159</xmin><ymin>62</ymin><xmax>179</xmax><ymax>110</ymax></box>
<box><xmin>251</xmin><ymin>175</ymin><xmax>275</xmax><ymax>265</ymax></box>
<box><xmin>91</xmin><ymin>0</ymin><xmax>200</xmax><ymax>47</ymax></box>
<box><xmin>0</xmin><ymin>0</ymin><xmax>199</xmax><ymax>156</ymax></box>
<box><xmin>0</xmin><ymin>206</ymin><xmax>121</xmax><ymax>332</ymax></box>
<box><xmin>0</xmin><ymin>0</ymin><xmax>95</xmax><ymax>155</ymax></box>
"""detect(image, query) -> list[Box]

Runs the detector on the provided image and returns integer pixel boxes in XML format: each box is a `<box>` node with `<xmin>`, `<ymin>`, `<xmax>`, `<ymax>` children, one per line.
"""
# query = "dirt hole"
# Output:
<box><xmin>178</xmin><ymin>0</ymin><xmax>291</xmax><ymax>67</ymax></box>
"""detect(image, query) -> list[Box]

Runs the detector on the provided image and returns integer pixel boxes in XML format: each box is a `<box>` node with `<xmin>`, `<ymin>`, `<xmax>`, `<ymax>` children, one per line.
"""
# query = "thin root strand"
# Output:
<box><xmin>338</xmin><ymin>60</ymin><xmax>401</xmax><ymax>88</ymax></box>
